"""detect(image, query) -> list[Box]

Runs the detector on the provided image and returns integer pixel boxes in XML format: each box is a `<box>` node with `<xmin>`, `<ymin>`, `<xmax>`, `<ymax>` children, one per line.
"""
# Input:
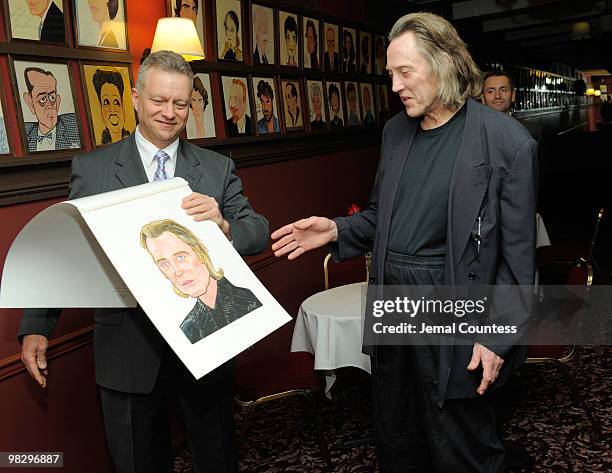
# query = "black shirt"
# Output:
<box><xmin>387</xmin><ymin>104</ymin><xmax>467</xmax><ymax>256</ymax></box>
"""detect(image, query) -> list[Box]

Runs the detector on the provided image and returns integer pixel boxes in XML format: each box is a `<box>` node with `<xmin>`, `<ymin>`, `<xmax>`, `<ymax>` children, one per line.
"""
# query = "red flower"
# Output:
<box><xmin>348</xmin><ymin>204</ymin><xmax>360</xmax><ymax>216</ymax></box>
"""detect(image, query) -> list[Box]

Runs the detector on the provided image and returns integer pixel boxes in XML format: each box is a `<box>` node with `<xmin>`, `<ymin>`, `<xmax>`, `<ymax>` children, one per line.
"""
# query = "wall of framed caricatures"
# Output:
<box><xmin>0</xmin><ymin>0</ymin><xmax>392</xmax><ymax>191</ymax></box>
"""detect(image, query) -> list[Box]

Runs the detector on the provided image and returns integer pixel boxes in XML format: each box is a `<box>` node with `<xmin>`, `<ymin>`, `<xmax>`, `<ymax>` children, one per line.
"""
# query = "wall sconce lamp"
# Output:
<box><xmin>594</xmin><ymin>90</ymin><xmax>602</xmax><ymax>97</ymax></box>
<box><xmin>141</xmin><ymin>18</ymin><xmax>205</xmax><ymax>63</ymax></box>
<box><xmin>586</xmin><ymin>88</ymin><xmax>595</xmax><ymax>96</ymax></box>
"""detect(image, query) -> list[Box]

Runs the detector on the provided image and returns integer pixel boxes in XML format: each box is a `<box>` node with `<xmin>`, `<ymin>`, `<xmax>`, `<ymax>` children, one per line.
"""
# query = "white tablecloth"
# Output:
<box><xmin>291</xmin><ymin>282</ymin><xmax>371</xmax><ymax>395</ymax></box>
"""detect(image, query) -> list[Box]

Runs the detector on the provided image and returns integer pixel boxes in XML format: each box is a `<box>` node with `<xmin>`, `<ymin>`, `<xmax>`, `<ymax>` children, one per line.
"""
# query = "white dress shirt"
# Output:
<box><xmin>135</xmin><ymin>126</ymin><xmax>179</xmax><ymax>183</ymax></box>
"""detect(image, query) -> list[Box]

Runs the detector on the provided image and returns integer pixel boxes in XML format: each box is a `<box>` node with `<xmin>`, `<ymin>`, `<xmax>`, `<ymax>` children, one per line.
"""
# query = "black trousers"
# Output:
<box><xmin>373</xmin><ymin>251</ymin><xmax>505</xmax><ymax>473</ymax></box>
<box><xmin>98</xmin><ymin>346</ymin><xmax>238</xmax><ymax>473</ymax></box>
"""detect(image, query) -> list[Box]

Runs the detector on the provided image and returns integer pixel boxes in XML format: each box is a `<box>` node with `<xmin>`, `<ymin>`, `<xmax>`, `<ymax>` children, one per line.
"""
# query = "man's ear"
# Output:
<box><xmin>511</xmin><ymin>89</ymin><xmax>516</xmax><ymax>104</ymax></box>
<box><xmin>131</xmin><ymin>87</ymin><xmax>139</xmax><ymax>112</ymax></box>
<box><xmin>24</xmin><ymin>93</ymin><xmax>35</xmax><ymax>116</ymax></box>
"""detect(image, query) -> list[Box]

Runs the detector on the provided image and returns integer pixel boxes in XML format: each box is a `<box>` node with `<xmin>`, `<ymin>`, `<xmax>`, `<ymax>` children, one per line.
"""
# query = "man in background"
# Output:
<box><xmin>482</xmin><ymin>70</ymin><xmax>515</xmax><ymax>115</ymax></box>
<box><xmin>23</xmin><ymin>67</ymin><xmax>80</xmax><ymax>152</ymax></box>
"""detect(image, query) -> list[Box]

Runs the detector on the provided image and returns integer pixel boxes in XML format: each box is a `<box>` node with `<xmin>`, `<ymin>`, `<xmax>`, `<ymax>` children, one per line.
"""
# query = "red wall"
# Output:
<box><xmin>0</xmin><ymin>1</ymin><xmax>381</xmax><ymax>470</ymax></box>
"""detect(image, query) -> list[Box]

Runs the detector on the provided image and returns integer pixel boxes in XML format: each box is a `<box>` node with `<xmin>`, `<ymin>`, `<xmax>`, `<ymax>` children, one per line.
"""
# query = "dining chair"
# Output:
<box><xmin>234</xmin><ymin>351</ymin><xmax>332</xmax><ymax>468</ymax></box>
<box><xmin>323</xmin><ymin>252</ymin><xmax>367</xmax><ymax>290</ymax></box>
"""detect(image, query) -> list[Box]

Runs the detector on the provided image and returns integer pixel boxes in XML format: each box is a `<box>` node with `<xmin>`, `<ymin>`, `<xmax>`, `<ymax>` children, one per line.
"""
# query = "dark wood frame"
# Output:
<box><xmin>219</xmin><ymin>73</ymin><xmax>255</xmax><ymax>138</ymax></box>
<box><xmin>165</xmin><ymin>0</ymin><xmax>208</xmax><ymax>58</ymax></box>
<box><xmin>73</xmin><ymin>0</ymin><xmax>129</xmax><ymax>52</ymax></box>
<box><xmin>79</xmin><ymin>60</ymin><xmax>137</xmax><ymax>148</ymax></box>
<box><xmin>278</xmin><ymin>9</ymin><xmax>300</xmax><ymax>70</ymax></box>
<box><xmin>302</xmin><ymin>15</ymin><xmax>321</xmax><ymax>71</ymax></box>
<box><xmin>324</xmin><ymin>79</ymin><xmax>346</xmax><ymax>129</ymax></box>
<box><xmin>250</xmin><ymin>2</ymin><xmax>276</xmax><ymax>67</ymax></box>
<box><xmin>305</xmin><ymin>79</ymin><xmax>328</xmax><ymax>131</ymax></box>
<box><xmin>9</xmin><ymin>55</ymin><xmax>85</xmax><ymax>156</ymax></box>
<box><xmin>251</xmin><ymin>75</ymin><xmax>282</xmax><ymax>136</ymax></box>
<box><xmin>213</xmin><ymin>0</ymin><xmax>246</xmax><ymax>63</ymax></box>
<box><xmin>187</xmin><ymin>71</ymin><xmax>220</xmax><ymax>142</ymax></box>
<box><xmin>2</xmin><ymin>0</ymin><xmax>71</xmax><ymax>47</ymax></box>
<box><xmin>279</xmin><ymin>76</ymin><xmax>305</xmax><ymax>132</ymax></box>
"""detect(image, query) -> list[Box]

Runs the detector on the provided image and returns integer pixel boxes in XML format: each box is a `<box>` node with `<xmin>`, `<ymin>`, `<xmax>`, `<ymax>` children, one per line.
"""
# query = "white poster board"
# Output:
<box><xmin>1</xmin><ymin>178</ymin><xmax>291</xmax><ymax>379</ymax></box>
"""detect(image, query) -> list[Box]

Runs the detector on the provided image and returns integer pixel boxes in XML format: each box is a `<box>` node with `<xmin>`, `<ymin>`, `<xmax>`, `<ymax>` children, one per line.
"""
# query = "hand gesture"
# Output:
<box><xmin>271</xmin><ymin>216</ymin><xmax>337</xmax><ymax>260</ymax></box>
<box><xmin>21</xmin><ymin>334</ymin><xmax>49</xmax><ymax>388</ymax></box>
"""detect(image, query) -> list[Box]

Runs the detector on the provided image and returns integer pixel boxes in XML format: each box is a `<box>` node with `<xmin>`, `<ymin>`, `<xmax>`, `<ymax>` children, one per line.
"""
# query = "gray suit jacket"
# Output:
<box><xmin>332</xmin><ymin>99</ymin><xmax>538</xmax><ymax>403</ymax></box>
<box><xmin>18</xmin><ymin>134</ymin><xmax>269</xmax><ymax>394</ymax></box>
<box><xmin>25</xmin><ymin>113</ymin><xmax>80</xmax><ymax>152</ymax></box>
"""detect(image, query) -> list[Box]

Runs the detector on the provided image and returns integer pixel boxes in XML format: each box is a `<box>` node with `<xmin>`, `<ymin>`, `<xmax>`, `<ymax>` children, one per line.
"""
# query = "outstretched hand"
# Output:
<box><xmin>271</xmin><ymin>216</ymin><xmax>337</xmax><ymax>260</ymax></box>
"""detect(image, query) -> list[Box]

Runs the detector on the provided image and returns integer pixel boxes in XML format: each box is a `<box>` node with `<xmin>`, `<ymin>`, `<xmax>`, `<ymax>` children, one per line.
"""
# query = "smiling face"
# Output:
<box><xmin>88</xmin><ymin>0</ymin><xmax>110</xmax><ymax>23</ymax></box>
<box><xmin>146</xmin><ymin>231</ymin><xmax>211</xmax><ymax>299</ymax></box>
<box><xmin>386</xmin><ymin>31</ymin><xmax>441</xmax><ymax>118</ymax></box>
<box><xmin>483</xmin><ymin>75</ymin><xmax>515</xmax><ymax>114</ymax></box>
<box><xmin>130</xmin><ymin>68</ymin><xmax>191</xmax><ymax>149</ymax></box>
<box><xmin>100</xmin><ymin>82</ymin><xmax>124</xmax><ymax>136</ymax></box>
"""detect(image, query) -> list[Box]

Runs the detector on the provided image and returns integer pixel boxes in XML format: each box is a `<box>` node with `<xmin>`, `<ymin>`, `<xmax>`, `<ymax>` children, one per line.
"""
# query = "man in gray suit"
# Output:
<box><xmin>272</xmin><ymin>13</ymin><xmax>536</xmax><ymax>473</ymax></box>
<box><xmin>19</xmin><ymin>51</ymin><xmax>268</xmax><ymax>473</ymax></box>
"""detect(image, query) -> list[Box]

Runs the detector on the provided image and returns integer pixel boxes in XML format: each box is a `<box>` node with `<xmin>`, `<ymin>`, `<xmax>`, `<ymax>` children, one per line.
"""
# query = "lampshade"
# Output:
<box><xmin>151</xmin><ymin>18</ymin><xmax>204</xmax><ymax>61</ymax></box>
<box><xmin>586</xmin><ymin>88</ymin><xmax>595</xmax><ymax>96</ymax></box>
<box><xmin>594</xmin><ymin>90</ymin><xmax>602</xmax><ymax>97</ymax></box>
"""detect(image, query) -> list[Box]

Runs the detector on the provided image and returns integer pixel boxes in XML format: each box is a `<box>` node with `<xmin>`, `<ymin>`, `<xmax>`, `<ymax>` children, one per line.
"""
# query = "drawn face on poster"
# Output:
<box><xmin>252</xmin><ymin>4</ymin><xmax>274</xmax><ymax>65</ymax></box>
<box><xmin>342</xmin><ymin>27</ymin><xmax>357</xmax><ymax>73</ymax></box>
<box><xmin>307</xmin><ymin>80</ymin><xmax>326</xmax><ymax>130</ymax></box>
<box><xmin>14</xmin><ymin>59</ymin><xmax>81</xmax><ymax>153</ymax></box>
<box><xmin>374</xmin><ymin>34</ymin><xmax>386</xmax><ymax>75</ymax></box>
<box><xmin>281</xmin><ymin>80</ymin><xmax>303</xmax><ymax>130</ymax></box>
<box><xmin>253</xmin><ymin>77</ymin><xmax>280</xmax><ymax>135</ymax></box>
<box><xmin>216</xmin><ymin>0</ymin><xmax>243</xmax><ymax>61</ymax></box>
<box><xmin>83</xmin><ymin>64</ymin><xmax>137</xmax><ymax>146</ymax></box>
<box><xmin>0</xmin><ymin>87</ymin><xmax>9</xmax><ymax>155</ymax></box>
<box><xmin>323</xmin><ymin>23</ymin><xmax>339</xmax><ymax>73</ymax></box>
<box><xmin>345</xmin><ymin>81</ymin><xmax>361</xmax><ymax>126</ymax></box>
<box><xmin>359</xmin><ymin>31</ymin><xmax>372</xmax><ymax>74</ymax></box>
<box><xmin>141</xmin><ymin>219</ymin><xmax>263</xmax><ymax>344</ymax></box>
<box><xmin>303</xmin><ymin>17</ymin><xmax>320</xmax><ymax>70</ymax></box>
<box><xmin>360</xmin><ymin>83</ymin><xmax>376</xmax><ymax>126</ymax></box>
<box><xmin>7</xmin><ymin>0</ymin><xmax>66</xmax><ymax>43</ymax></box>
<box><xmin>186</xmin><ymin>73</ymin><xmax>216</xmax><ymax>140</ymax></box>
<box><xmin>75</xmin><ymin>0</ymin><xmax>127</xmax><ymax>49</ymax></box>
<box><xmin>279</xmin><ymin>11</ymin><xmax>299</xmax><ymax>68</ymax></box>
<box><xmin>326</xmin><ymin>81</ymin><xmax>344</xmax><ymax>128</ymax></box>
<box><xmin>376</xmin><ymin>84</ymin><xmax>390</xmax><ymax>124</ymax></box>
<box><xmin>166</xmin><ymin>0</ymin><xmax>206</xmax><ymax>51</ymax></box>
<box><xmin>221</xmin><ymin>76</ymin><xmax>252</xmax><ymax>137</ymax></box>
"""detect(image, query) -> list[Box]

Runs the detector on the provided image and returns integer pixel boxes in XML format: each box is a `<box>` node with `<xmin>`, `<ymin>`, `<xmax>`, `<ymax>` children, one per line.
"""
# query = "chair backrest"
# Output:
<box><xmin>323</xmin><ymin>253</ymin><xmax>367</xmax><ymax>290</ymax></box>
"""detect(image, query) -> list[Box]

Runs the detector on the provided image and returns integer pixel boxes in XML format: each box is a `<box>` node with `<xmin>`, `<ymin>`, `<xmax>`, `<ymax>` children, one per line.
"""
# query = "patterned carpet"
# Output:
<box><xmin>173</xmin><ymin>345</ymin><xmax>611</xmax><ymax>472</ymax></box>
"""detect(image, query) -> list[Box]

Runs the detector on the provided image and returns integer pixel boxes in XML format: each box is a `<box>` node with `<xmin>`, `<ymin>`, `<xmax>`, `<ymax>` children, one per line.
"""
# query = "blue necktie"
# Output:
<box><xmin>153</xmin><ymin>150</ymin><xmax>170</xmax><ymax>181</ymax></box>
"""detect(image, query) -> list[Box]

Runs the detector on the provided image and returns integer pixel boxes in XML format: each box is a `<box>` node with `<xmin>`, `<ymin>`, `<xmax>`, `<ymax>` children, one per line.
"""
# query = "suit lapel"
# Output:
<box><xmin>175</xmin><ymin>140</ymin><xmax>203</xmax><ymax>191</ymax></box>
<box><xmin>114</xmin><ymin>134</ymin><xmax>149</xmax><ymax>188</ymax></box>
<box><xmin>447</xmin><ymin>99</ymin><xmax>490</xmax><ymax>272</ymax></box>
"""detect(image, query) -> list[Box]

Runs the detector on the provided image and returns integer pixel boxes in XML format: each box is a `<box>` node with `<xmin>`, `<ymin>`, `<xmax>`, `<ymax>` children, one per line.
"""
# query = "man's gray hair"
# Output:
<box><xmin>388</xmin><ymin>12</ymin><xmax>482</xmax><ymax>109</ymax></box>
<box><xmin>136</xmin><ymin>50</ymin><xmax>194</xmax><ymax>93</ymax></box>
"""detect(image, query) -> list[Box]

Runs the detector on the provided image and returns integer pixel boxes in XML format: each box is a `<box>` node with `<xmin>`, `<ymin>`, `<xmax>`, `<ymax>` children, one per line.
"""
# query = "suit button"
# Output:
<box><xmin>468</xmin><ymin>272</ymin><xmax>477</xmax><ymax>280</ymax></box>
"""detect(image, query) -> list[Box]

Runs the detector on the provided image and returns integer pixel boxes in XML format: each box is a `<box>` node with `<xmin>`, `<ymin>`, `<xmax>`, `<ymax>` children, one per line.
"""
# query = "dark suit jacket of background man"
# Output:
<box><xmin>323</xmin><ymin>51</ymin><xmax>339</xmax><ymax>72</ymax></box>
<box><xmin>226</xmin><ymin>115</ymin><xmax>253</xmax><ymax>137</ymax></box>
<box><xmin>40</xmin><ymin>1</ymin><xmax>65</xmax><ymax>43</ymax></box>
<box><xmin>18</xmin><ymin>133</ymin><xmax>269</xmax><ymax>394</ymax></box>
<box><xmin>331</xmin><ymin>98</ymin><xmax>537</xmax><ymax>405</ymax></box>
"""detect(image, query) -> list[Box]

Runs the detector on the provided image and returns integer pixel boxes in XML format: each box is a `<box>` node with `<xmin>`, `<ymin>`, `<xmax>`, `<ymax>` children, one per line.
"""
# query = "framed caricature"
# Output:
<box><xmin>376</xmin><ymin>83</ymin><xmax>390</xmax><ymax>124</ymax></box>
<box><xmin>81</xmin><ymin>63</ymin><xmax>137</xmax><ymax>147</ymax></box>
<box><xmin>322</xmin><ymin>22</ymin><xmax>340</xmax><ymax>73</ymax></box>
<box><xmin>303</xmin><ymin>16</ymin><xmax>320</xmax><ymax>70</ymax></box>
<box><xmin>280</xmin><ymin>78</ymin><xmax>303</xmax><ymax>131</ymax></box>
<box><xmin>251</xmin><ymin>4</ymin><xmax>275</xmax><ymax>65</ymax></box>
<box><xmin>341</xmin><ymin>26</ymin><xmax>357</xmax><ymax>74</ymax></box>
<box><xmin>166</xmin><ymin>0</ymin><xmax>206</xmax><ymax>54</ymax></box>
<box><xmin>0</xmin><ymin>77</ymin><xmax>10</xmax><ymax>155</ymax></box>
<box><xmin>344</xmin><ymin>81</ymin><xmax>361</xmax><ymax>126</ymax></box>
<box><xmin>326</xmin><ymin>80</ymin><xmax>344</xmax><ymax>128</ymax></box>
<box><xmin>359</xmin><ymin>83</ymin><xmax>376</xmax><ymax>126</ymax></box>
<box><xmin>374</xmin><ymin>34</ymin><xmax>386</xmax><ymax>75</ymax></box>
<box><xmin>252</xmin><ymin>76</ymin><xmax>281</xmax><ymax>135</ymax></box>
<box><xmin>359</xmin><ymin>31</ymin><xmax>372</xmax><ymax>75</ymax></box>
<box><xmin>279</xmin><ymin>11</ymin><xmax>299</xmax><ymax>68</ymax></box>
<box><xmin>11</xmin><ymin>58</ymin><xmax>83</xmax><ymax>154</ymax></box>
<box><xmin>187</xmin><ymin>72</ymin><xmax>217</xmax><ymax>140</ymax></box>
<box><xmin>306</xmin><ymin>80</ymin><xmax>326</xmax><ymax>130</ymax></box>
<box><xmin>74</xmin><ymin>0</ymin><xmax>128</xmax><ymax>50</ymax></box>
<box><xmin>215</xmin><ymin>0</ymin><xmax>244</xmax><ymax>61</ymax></box>
<box><xmin>5</xmin><ymin>0</ymin><xmax>68</xmax><ymax>44</ymax></box>
<box><xmin>220</xmin><ymin>75</ymin><xmax>253</xmax><ymax>137</ymax></box>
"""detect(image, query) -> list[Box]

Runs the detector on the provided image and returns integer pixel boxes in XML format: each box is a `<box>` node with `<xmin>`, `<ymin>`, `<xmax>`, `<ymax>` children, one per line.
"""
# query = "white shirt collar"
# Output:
<box><xmin>135</xmin><ymin>126</ymin><xmax>180</xmax><ymax>182</ymax></box>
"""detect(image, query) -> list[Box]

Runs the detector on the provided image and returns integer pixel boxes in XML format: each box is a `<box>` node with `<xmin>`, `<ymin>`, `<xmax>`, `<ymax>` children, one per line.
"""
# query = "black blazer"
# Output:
<box><xmin>332</xmin><ymin>99</ymin><xmax>538</xmax><ymax>403</ymax></box>
<box><xmin>226</xmin><ymin>115</ymin><xmax>253</xmax><ymax>137</ymax></box>
<box><xmin>40</xmin><ymin>2</ymin><xmax>65</xmax><ymax>43</ymax></box>
<box><xmin>323</xmin><ymin>51</ymin><xmax>339</xmax><ymax>72</ymax></box>
<box><xmin>18</xmin><ymin>134</ymin><xmax>269</xmax><ymax>394</ymax></box>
